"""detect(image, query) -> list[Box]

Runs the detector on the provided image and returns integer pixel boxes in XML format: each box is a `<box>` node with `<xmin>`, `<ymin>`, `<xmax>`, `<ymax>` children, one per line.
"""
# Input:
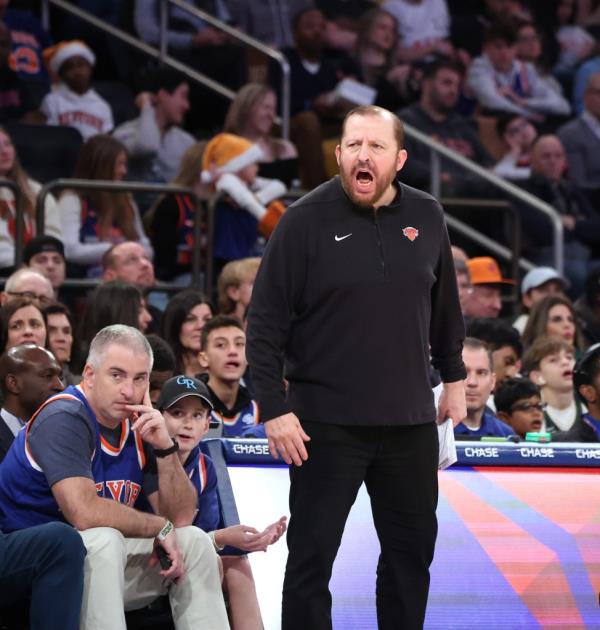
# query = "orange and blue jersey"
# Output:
<box><xmin>136</xmin><ymin>445</ymin><xmax>221</xmax><ymax>533</ymax></box>
<box><xmin>4</xmin><ymin>9</ymin><xmax>51</xmax><ymax>83</ymax></box>
<box><xmin>0</xmin><ymin>385</ymin><xmax>147</xmax><ymax>532</ymax></box>
<box><xmin>207</xmin><ymin>383</ymin><xmax>265</xmax><ymax>438</ymax></box>
<box><xmin>184</xmin><ymin>445</ymin><xmax>221</xmax><ymax>533</ymax></box>
<box><xmin>79</xmin><ymin>198</ymin><xmax>127</xmax><ymax>245</ymax></box>
<box><xmin>174</xmin><ymin>194</ymin><xmax>196</xmax><ymax>267</ymax></box>
<box><xmin>185</xmin><ymin>446</ymin><xmax>245</xmax><ymax>555</ymax></box>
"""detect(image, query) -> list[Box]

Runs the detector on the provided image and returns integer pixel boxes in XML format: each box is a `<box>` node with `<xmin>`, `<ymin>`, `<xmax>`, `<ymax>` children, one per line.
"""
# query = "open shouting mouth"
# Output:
<box><xmin>355</xmin><ymin>168</ymin><xmax>374</xmax><ymax>192</ymax></box>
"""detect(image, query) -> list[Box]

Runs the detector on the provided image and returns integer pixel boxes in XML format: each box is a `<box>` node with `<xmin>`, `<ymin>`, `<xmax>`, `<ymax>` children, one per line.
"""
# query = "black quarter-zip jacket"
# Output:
<box><xmin>246</xmin><ymin>176</ymin><xmax>466</xmax><ymax>426</ymax></box>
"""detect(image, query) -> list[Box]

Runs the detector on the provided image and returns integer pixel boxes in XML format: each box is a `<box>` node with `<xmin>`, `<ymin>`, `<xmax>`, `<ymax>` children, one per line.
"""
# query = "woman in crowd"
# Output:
<box><xmin>0</xmin><ymin>127</ymin><xmax>62</xmax><ymax>273</ymax></box>
<box><xmin>43</xmin><ymin>302</ymin><xmax>79</xmax><ymax>386</ymax></box>
<box><xmin>76</xmin><ymin>280</ymin><xmax>151</xmax><ymax>369</ymax></box>
<box><xmin>223</xmin><ymin>83</ymin><xmax>298</xmax><ymax>186</ymax></box>
<box><xmin>58</xmin><ymin>134</ymin><xmax>152</xmax><ymax>277</ymax></box>
<box><xmin>161</xmin><ymin>289</ymin><xmax>213</xmax><ymax>377</ymax></box>
<box><xmin>0</xmin><ymin>298</ymin><xmax>47</xmax><ymax>351</ymax></box>
<box><xmin>492</xmin><ymin>114</ymin><xmax>538</xmax><ymax>181</ymax></box>
<box><xmin>522</xmin><ymin>294</ymin><xmax>586</xmax><ymax>353</ymax></box>
<box><xmin>352</xmin><ymin>8</ymin><xmax>415</xmax><ymax>112</ymax></box>
<box><xmin>147</xmin><ymin>142</ymin><xmax>208</xmax><ymax>283</ymax></box>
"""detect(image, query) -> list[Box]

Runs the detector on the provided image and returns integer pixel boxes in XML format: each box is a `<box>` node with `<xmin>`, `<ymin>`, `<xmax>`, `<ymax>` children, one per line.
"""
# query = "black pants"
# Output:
<box><xmin>282</xmin><ymin>421</ymin><xmax>439</xmax><ymax>630</ymax></box>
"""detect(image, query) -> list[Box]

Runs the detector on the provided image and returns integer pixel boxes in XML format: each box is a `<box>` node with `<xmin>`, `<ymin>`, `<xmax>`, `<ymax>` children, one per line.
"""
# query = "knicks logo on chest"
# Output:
<box><xmin>95</xmin><ymin>479</ymin><xmax>141</xmax><ymax>506</ymax></box>
<box><xmin>402</xmin><ymin>226</ymin><xmax>419</xmax><ymax>242</ymax></box>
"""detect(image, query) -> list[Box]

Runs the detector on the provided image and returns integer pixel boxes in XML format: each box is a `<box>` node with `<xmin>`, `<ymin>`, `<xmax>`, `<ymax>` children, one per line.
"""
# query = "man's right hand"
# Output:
<box><xmin>265</xmin><ymin>413</ymin><xmax>310</xmax><ymax>466</ymax></box>
<box><xmin>150</xmin><ymin>527</ymin><xmax>186</xmax><ymax>583</ymax></box>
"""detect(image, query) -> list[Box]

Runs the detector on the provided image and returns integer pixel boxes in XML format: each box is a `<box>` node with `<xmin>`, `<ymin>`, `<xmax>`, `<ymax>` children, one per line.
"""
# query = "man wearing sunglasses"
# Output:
<box><xmin>0</xmin><ymin>268</ymin><xmax>54</xmax><ymax>307</ymax></box>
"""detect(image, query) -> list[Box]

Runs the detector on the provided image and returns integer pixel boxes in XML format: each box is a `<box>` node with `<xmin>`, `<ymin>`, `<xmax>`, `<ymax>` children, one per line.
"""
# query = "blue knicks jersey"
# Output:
<box><xmin>186</xmin><ymin>446</ymin><xmax>245</xmax><ymax>556</ymax></box>
<box><xmin>185</xmin><ymin>445</ymin><xmax>220</xmax><ymax>533</ymax></box>
<box><xmin>0</xmin><ymin>385</ymin><xmax>146</xmax><ymax>532</ymax></box>
<box><xmin>211</xmin><ymin>399</ymin><xmax>265</xmax><ymax>438</ymax></box>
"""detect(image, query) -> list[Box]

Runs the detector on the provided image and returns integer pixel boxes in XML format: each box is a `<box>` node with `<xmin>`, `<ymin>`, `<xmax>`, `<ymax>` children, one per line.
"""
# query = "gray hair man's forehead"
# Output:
<box><xmin>87</xmin><ymin>324</ymin><xmax>154</xmax><ymax>371</ymax></box>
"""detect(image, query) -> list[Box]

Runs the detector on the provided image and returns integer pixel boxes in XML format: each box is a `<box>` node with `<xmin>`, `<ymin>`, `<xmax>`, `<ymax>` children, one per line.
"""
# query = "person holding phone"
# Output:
<box><xmin>0</xmin><ymin>324</ymin><xmax>228</xmax><ymax>629</ymax></box>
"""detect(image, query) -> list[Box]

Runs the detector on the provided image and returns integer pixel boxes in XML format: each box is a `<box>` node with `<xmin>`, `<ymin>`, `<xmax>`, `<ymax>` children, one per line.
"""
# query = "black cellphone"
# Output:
<box><xmin>156</xmin><ymin>546</ymin><xmax>172</xmax><ymax>570</ymax></box>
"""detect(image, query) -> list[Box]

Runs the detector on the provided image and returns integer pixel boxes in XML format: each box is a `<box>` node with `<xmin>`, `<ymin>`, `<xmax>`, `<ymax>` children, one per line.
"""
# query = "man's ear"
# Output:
<box><xmin>226</xmin><ymin>285</ymin><xmax>240</xmax><ymax>303</ymax></box>
<box><xmin>102</xmin><ymin>269</ymin><xmax>116</xmax><ymax>281</ymax></box>
<box><xmin>335</xmin><ymin>144</ymin><xmax>341</xmax><ymax>166</ymax></box>
<box><xmin>529</xmin><ymin>369</ymin><xmax>544</xmax><ymax>386</ymax></box>
<box><xmin>82</xmin><ymin>364</ymin><xmax>95</xmax><ymax>388</ymax></box>
<box><xmin>0</xmin><ymin>292</ymin><xmax>8</xmax><ymax>306</ymax></box>
<box><xmin>5</xmin><ymin>374</ymin><xmax>20</xmax><ymax>396</ymax></box>
<box><xmin>396</xmin><ymin>149</ymin><xmax>408</xmax><ymax>172</ymax></box>
<box><xmin>198</xmin><ymin>351</ymin><xmax>210</xmax><ymax>369</ymax></box>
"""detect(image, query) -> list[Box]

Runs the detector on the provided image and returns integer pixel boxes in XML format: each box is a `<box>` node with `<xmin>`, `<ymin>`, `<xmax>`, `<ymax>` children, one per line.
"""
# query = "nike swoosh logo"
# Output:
<box><xmin>335</xmin><ymin>233</ymin><xmax>352</xmax><ymax>242</ymax></box>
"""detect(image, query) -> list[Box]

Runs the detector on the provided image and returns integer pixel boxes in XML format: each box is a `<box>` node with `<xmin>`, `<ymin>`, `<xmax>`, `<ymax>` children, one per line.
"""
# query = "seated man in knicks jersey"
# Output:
<box><xmin>0</xmin><ymin>324</ymin><xmax>228</xmax><ymax>630</ymax></box>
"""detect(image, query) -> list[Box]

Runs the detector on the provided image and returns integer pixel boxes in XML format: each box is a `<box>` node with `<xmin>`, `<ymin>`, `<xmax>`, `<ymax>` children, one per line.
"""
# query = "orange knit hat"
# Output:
<box><xmin>200</xmin><ymin>133</ymin><xmax>264</xmax><ymax>183</ymax></box>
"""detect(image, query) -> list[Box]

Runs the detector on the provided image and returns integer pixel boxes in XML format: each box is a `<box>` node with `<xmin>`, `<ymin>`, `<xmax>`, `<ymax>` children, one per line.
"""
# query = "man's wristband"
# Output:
<box><xmin>157</xmin><ymin>519</ymin><xmax>174</xmax><ymax>541</ymax></box>
<box><xmin>154</xmin><ymin>438</ymin><xmax>179</xmax><ymax>458</ymax></box>
<box><xmin>209</xmin><ymin>530</ymin><xmax>224</xmax><ymax>552</ymax></box>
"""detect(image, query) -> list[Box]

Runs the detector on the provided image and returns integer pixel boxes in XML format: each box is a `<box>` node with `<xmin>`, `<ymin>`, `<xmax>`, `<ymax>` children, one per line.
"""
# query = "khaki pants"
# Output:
<box><xmin>79</xmin><ymin>526</ymin><xmax>229</xmax><ymax>630</ymax></box>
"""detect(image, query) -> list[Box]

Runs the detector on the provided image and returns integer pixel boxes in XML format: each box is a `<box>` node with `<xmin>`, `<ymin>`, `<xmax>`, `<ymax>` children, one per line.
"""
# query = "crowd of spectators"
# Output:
<box><xmin>1</xmin><ymin>0</ymin><xmax>600</xmax><ymax>626</ymax></box>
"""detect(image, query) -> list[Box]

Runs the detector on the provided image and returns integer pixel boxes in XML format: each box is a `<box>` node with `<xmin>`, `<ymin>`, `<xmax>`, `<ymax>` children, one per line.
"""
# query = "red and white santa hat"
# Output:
<box><xmin>43</xmin><ymin>40</ymin><xmax>95</xmax><ymax>75</ymax></box>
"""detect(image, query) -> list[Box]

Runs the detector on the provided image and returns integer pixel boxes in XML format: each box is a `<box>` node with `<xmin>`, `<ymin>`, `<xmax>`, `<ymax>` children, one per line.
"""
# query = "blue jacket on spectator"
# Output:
<box><xmin>454</xmin><ymin>411</ymin><xmax>514</xmax><ymax>438</ymax></box>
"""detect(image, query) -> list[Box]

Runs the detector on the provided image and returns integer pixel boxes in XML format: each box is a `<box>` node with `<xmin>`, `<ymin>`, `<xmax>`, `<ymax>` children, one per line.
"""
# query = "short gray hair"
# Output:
<box><xmin>5</xmin><ymin>268</ymin><xmax>52</xmax><ymax>294</ymax></box>
<box><xmin>87</xmin><ymin>324</ymin><xmax>154</xmax><ymax>371</ymax></box>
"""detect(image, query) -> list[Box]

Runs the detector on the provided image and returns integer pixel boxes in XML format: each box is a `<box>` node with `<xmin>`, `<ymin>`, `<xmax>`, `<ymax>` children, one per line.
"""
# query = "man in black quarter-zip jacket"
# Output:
<box><xmin>246</xmin><ymin>105</ymin><xmax>467</xmax><ymax>630</ymax></box>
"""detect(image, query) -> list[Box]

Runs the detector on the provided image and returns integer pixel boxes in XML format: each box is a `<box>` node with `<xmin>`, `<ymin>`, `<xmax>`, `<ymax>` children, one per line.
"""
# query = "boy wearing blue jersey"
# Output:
<box><xmin>158</xmin><ymin>375</ymin><xmax>287</xmax><ymax>630</ymax></box>
<box><xmin>199</xmin><ymin>315</ymin><xmax>265</xmax><ymax>438</ymax></box>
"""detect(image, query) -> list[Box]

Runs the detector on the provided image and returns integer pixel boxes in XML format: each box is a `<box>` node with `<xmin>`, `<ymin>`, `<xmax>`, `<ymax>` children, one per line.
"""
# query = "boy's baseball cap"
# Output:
<box><xmin>521</xmin><ymin>267</ymin><xmax>568</xmax><ymax>295</ymax></box>
<box><xmin>467</xmin><ymin>257</ymin><xmax>514</xmax><ymax>286</ymax></box>
<box><xmin>157</xmin><ymin>375</ymin><xmax>213</xmax><ymax>411</ymax></box>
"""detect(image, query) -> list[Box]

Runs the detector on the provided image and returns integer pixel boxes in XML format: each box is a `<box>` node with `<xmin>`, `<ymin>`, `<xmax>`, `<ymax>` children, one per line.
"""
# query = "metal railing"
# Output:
<box><xmin>441</xmin><ymin>198</ymin><xmax>535</xmax><ymax>314</ymax></box>
<box><xmin>0</xmin><ymin>179</ymin><xmax>25</xmax><ymax>266</ymax></box>
<box><xmin>35</xmin><ymin>179</ymin><xmax>209</xmax><ymax>292</ymax></box>
<box><xmin>442</xmin><ymin>201</ymin><xmax>534</xmax><ymax>271</ymax></box>
<box><xmin>403</xmin><ymin>122</ymin><xmax>564</xmax><ymax>273</ymax></box>
<box><xmin>41</xmin><ymin>0</ymin><xmax>291</xmax><ymax>139</ymax></box>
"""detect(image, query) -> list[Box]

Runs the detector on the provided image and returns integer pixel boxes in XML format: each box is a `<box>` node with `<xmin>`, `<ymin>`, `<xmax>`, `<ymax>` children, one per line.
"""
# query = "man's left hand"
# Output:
<box><xmin>437</xmin><ymin>381</ymin><xmax>466</xmax><ymax>427</ymax></box>
<box><xmin>127</xmin><ymin>389</ymin><xmax>172</xmax><ymax>450</ymax></box>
